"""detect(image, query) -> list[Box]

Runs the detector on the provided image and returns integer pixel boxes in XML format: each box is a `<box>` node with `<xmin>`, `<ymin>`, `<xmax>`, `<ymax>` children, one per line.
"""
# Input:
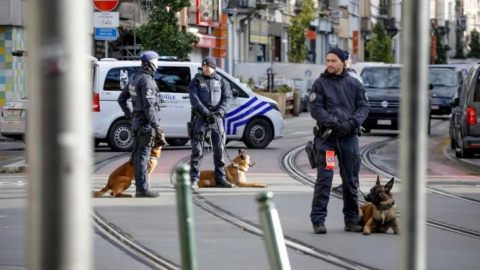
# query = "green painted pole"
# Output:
<box><xmin>175</xmin><ymin>164</ymin><xmax>197</xmax><ymax>270</ymax></box>
<box><xmin>256</xmin><ymin>191</ymin><xmax>291</xmax><ymax>270</ymax></box>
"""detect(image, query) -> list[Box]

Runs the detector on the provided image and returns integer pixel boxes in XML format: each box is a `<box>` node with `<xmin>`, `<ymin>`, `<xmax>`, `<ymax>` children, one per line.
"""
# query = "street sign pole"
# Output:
<box><xmin>400</xmin><ymin>0</ymin><xmax>429</xmax><ymax>269</ymax></box>
<box><xmin>27</xmin><ymin>0</ymin><xmax>92</xmax><ymax>269</ymax></box>
<box><xmin>105</xmin><ymin>41</ymin><xmax>108</xmax><ymax>58</ymax></box>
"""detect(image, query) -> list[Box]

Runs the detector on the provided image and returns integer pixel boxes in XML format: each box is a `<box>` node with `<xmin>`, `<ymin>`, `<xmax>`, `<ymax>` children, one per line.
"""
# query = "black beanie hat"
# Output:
<box><xmin>202</xmin><ymin>56</ymin><xmax>217</xmax><ymax>69</ymax></box>
<box><xmin>327</xmin><ymin>48</ymin><xmax>346</xmax><ymax>63</ymax></box>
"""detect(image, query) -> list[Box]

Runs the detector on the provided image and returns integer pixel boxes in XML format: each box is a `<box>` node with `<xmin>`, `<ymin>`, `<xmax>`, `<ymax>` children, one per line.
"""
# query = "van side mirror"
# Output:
<box><xmin>232</xmin><ymin>89</ymin><xmax>239</xmax><ymax>98</ymax></box>
<box><xmin>450</xmin><ymin>97</ymin><xmax>460</xmax><ymax>107</ymax></box>
<box><xmin>429</xmin><ymin>83</ymin><xmax>434</xmax><ymax>90</ymax></box>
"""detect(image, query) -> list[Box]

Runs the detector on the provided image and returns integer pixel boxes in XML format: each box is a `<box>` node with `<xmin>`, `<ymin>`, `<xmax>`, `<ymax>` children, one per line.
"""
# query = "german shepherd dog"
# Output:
<box><xmin>358</xmin><ymin>176</ymin><xmax>399</xmax><ymax>235</ymax></box>
<box><xmin>93</xmin><ymin>143</ymin><xmax>162</xmax><ymax>197</ymax></box>
<box><xmin>199</xmin><ymin>149</ymin><xmax>267</xmax><ymax>188</ymax></box>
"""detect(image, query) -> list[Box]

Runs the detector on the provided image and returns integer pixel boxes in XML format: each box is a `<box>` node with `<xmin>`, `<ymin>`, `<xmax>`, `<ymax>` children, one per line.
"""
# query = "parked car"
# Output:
<box><xmin>360</xmin><ymin>64</ymin><xmax>432</xmax><ymax>134</ymax></box>
<box><xmin>292</xmin><ymin>79</ymin><xmax>310</xmax><ymax>112</ymax></box>
<box><xmin>449</xmin><ymin>64</ymin><xmax>480</xmax><ymax>158</ymax></box>
<box><xmin>429</xmin><ymin>66</ymin><xmax>464</xmax><ymax>115</ymax></box>
<box><xmin>0</xmin><ymin>96</ymin><xmax>27</xmax><ymax>141</ymax></box>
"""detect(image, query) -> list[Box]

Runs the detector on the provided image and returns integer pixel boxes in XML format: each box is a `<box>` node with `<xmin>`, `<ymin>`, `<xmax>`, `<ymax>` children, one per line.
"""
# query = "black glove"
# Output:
<box><xmin>125</xmin><ymin>112</ymin><xmax>133</xmax><ymax>122</ymax></box>
<box><xmin>335</xmin><ymin>122</ymin><xmax>353</xmax><ymax>137</ymax></box>
<box><xmin>155</xmin><ymin>128</ymin><xmax>167</xmax><ymax>146</ymax></box>
<box><xmin>206</xmin><ymin>113</ymin><xmax>217</xmax><ymax>125</ymax></box>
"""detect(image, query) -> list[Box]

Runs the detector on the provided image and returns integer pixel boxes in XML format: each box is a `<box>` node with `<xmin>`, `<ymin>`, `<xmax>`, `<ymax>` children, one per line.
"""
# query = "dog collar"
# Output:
<box><xmin>377</xmin><ymin>200</ymin><xmax>395</xmax><ymax>211</ymax></box>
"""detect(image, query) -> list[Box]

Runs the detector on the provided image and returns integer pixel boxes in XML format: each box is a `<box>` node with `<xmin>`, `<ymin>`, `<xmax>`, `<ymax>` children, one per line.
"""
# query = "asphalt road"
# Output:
<box><xmin>1</xmin><ymin>114</ymin><xmax>480</xmax><ymax>269</ymax></box>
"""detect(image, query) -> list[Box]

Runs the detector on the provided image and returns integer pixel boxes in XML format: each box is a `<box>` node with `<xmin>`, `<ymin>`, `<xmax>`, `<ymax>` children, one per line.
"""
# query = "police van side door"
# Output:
<box><xmin>155</xmin><ymin>65</ymin><xmax>192</xmax><ymax>137</ymax></box>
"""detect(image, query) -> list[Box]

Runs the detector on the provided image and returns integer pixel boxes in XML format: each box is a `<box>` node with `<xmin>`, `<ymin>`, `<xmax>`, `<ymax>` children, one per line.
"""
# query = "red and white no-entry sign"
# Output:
<box><xmin>93</xmin><ymin>0</ymin><xmax>119</xmax><ymax>12</ymax></box>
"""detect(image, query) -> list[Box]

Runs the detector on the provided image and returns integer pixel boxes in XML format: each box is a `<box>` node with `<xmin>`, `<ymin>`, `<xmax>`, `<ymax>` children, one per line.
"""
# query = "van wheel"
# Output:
<box><xmin>108</xmin><ymin>120</ymin><xmax>134</xmax><ymax>152</ymax></box>
<box><xmin>243</xmin><ymin>118</ymin><xmax>273</xmax><ymax>149</ymax></box>
<box><xmin>166</xmin><ymin>138</ymin><xmax>189</xmax><ymax>146</ymax></box>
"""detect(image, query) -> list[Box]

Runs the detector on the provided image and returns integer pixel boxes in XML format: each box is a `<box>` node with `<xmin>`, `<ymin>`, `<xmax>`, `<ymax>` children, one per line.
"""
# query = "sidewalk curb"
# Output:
<box><xmin>1</xmin><ymin>160</ymin><xmax>28</xmax><ymax>173</ymax></box>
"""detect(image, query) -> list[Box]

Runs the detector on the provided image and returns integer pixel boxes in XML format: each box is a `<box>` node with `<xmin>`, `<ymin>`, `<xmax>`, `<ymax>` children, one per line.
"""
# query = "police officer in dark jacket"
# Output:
<box><xmin>309</xmin><ymin>48</ymin><xmax>370</xmax><ymax>234</ymax></box>
<box><xmin>118</xmin><ymin>50</ymin><xmax>166</xmax><ymax>198</ymax></box>
<box><xmin>188</xmin><ymin>56</ymin><xmax>234</xmax><ymax>190</ymax></box>
<box><xmin>332</xmin><ymin>50</ymin><xmax>364</xmax><ymax>195</ymax></box>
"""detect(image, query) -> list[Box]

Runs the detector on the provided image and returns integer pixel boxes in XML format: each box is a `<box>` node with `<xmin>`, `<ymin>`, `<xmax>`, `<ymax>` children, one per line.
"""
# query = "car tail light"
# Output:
<box><xmin>467</xmin><ymin>107</ymin><xmax>476</xmax><ymax>125</ymax></box>
<box><xmin>93</xmin><ymin>93</ymin><xmax>100</xmax><ymax>112</ymax></box>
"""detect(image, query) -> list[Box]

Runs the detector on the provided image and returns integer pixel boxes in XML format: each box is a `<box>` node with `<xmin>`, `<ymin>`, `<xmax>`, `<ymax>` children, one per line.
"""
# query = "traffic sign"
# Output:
<box><xmin>94</xmin><ymin>12</ymin><xmax>119</xmax><ymax>28</ymax></box>
<box><xmin>93</xmin><ymin>0</ymin><xmax>119</xmax><ymax>12</ymax></box>
<box><xmin>94</xmin><ymin>28</ymin><xmax>118</xmax><ymax>41</ymax></box>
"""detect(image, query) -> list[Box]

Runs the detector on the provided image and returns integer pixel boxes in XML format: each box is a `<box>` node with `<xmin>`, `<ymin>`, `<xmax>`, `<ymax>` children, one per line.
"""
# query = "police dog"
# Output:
<box><xmin>198</xmin><ymin>149</ymin><xmax>267</xmax><ymax>188</ymax></box>
<box><xmin>358</xmin><ymin>176</ymin><xmax>399</xmax><ymax>235</ymax></box>
<box><xmin>93</xmin><ymin>143</ymin><xmax>162</xmax><ymax>197</ymax></box>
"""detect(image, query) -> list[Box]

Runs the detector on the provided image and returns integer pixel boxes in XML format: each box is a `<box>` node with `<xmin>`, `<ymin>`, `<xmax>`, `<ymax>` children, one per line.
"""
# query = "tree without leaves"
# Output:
<box><xmin>134</xmin><ymin>0</ymin><xmax>199</xmax><ymax>60</ymax></box>
<box><xmin>287</xmin><ymin>0</ymin><xmax>317</xmax><ymax>63</ymax></box>
<box><xmin>366</xmin><ymin>22</ymin><xmax>394</xmax><ymax>63</ymax></box>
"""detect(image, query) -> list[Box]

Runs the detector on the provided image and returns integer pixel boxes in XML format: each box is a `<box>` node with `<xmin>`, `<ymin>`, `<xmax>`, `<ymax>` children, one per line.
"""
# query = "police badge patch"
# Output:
<box><xmin>309</xmin><ymin>92</ymin><xmax>316</xmax><ymax>102</ymax></box>
<box><xmin>146</xmin><ymin>89</ymin><xmax>154</xmax><ymax>97</ymax></box>
<box><xmin>200</xmin><ymin>83</ymin><xmax>207</xmax><ymax>88</ymax></box>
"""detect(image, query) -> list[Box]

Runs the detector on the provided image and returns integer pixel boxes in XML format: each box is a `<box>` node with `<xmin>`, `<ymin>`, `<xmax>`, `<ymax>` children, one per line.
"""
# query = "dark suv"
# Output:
<box><xmin>449</xmin><ymin>64</ymin><xmax>480</xmax><ymax>158</ymax></box>
<box><xmin>429</xmin><ymin>66</ymin><xmax>464</xmax><ymax>115</ymax></box>
<box><xmin>361</xmin><ymin>64</ymin><xmax>432</xmax><ymax>133</ymax></box>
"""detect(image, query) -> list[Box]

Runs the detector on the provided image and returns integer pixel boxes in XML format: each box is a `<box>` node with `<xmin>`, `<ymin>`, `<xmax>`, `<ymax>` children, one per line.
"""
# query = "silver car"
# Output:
<box><xmin>1</xmin><ymin>97</ymin><xmax>27</xmax><ymax>141</ymax></box>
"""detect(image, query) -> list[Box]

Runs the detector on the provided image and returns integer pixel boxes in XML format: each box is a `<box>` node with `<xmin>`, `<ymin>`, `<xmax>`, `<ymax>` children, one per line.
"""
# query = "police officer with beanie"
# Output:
<box><xmin>309</xmin><ymin>48</ymin><xmax>370</xmax><ymax>234</ymax></box>
<box><xmin>118</xmin><ymin>50</ymin><xmax>166</xmax><ymax>198</ymax></box>
<box><xmin>188</xmin><ymin>56</ymin><xmax>234</xmax><ymax>190</ymax></box>
<box><xmin>332</xmin><ymin>50</ymin><xmax>365</xmax><ymax>195</ymax></box>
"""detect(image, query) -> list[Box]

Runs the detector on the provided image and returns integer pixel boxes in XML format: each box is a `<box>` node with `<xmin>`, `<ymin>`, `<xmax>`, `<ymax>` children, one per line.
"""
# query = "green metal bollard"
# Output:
<box><xmin>256</xmin><ymin>191</ymin><xmax>291</xmax><ymax>270</ymax></box>
<box><xmin>175</xmin><ymin>164</ymin><xmax>197</xmax><ymax>270</ymax></box>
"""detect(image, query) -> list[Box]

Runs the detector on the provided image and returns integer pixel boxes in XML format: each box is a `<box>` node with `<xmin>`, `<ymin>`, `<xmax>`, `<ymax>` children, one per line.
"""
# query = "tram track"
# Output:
<box><xmin>280</xmin><ymin>141</ymin><xmax>480</xmax><ymax>240</ymax></box>
<box><xmin>91</xmin><ymin>153</ymin><xmax>180</xmax><ymax>270</ymax></box>
<box><xmin>171</xmin><ymin>156</ymin><xmax>380</xmax><ymax>270</ymax></box>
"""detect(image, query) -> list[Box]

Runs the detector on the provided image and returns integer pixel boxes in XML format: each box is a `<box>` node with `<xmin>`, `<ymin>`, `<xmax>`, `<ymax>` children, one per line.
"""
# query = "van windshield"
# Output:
<box><xmin>429</xmin><ymin>69</ymin><xmax>457</xmax><ymax>87</ymax></box>
<box><xmin>361</xmin><ymin>68</ymin><xmax>401</xmax><ymax>89</ymax></box>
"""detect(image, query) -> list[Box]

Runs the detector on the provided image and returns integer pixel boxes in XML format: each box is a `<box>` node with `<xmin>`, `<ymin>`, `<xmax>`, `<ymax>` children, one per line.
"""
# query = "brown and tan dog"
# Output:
<box><xmin>358</xmin><ymin>176</ymin><xmax>399</xmax><ymax>235</ymax></box>
<box><xmin>199</xmin><ymin>149</ymin><xmax>267</xmax><ymax>188</ymax></box>
<box><xmin>93</xmin><ymin>143</ymin><xmax>162</xmax><ymax>197</ymax></box>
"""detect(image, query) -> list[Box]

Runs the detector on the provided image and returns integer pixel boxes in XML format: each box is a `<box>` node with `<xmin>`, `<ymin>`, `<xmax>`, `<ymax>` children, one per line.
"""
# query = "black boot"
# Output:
<box><xmin>135</xmin><ymin>189</ymin><xmax>160</xmax><ymax>198</ymax></box>
<box><xmin>344</xmin><ymin>222</ymin><xmax>363</xmax><ymax>232</ymax></box>
<box><xmin>332</xmin><ymin>184</ymin><xmax>343</xmax><ymax>194</ymax></box>
<box><xmin>216</xmin><ymin>179</ymin><xmax>234</xmax><ymax>188</ymax></box>
<box><xmin>313</xmin><ymin>223</ymin><xmax>327</xmax><ymax>234</ymax></box>
<box><xmin>191</xmin><ymin>181</ymin><xmax>199</xmax><ymax>190</ymax></box>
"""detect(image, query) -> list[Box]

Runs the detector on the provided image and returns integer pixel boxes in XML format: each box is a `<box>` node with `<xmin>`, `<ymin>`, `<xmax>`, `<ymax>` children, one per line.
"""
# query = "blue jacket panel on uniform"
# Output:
<box><xmin>188</xmin><ymin>74</ymin><xmax>232</xmax><ymax>117</ymax></box>
<box><xmin>118</xmin><ymin>71</ymin><xmax>161</xmax><ymax>131</ymax></box>
<box><xmin>310</xmin><ymin>69</ymin><xmax>370</xmax><ymax>128</ymax></box>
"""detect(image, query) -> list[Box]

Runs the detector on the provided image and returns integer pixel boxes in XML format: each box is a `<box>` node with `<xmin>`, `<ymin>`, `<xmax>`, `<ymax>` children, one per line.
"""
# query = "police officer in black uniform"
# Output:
<box><xmin>309</xmin><ymin>48</ymin><xmax>370</xmax><ymax>234</ymax></box>
<box><xmin>332</xmin><ymin>50</ymin><xmax>365</xmax><ymax>195</ymax></box>
<box><xmin>118</xmin><ymin>50</ymin><xmax>166</xmax><ymax>198</ymax></box>
<box><xmin>188</xmin><ymin>56</ymin><xmax>234</xmax><ymax>190</ymax></box>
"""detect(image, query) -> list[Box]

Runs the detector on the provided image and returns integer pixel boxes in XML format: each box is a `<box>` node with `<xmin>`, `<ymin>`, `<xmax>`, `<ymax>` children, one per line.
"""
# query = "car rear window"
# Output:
<box><xmin>474</xmin><ymin>72</ymin><xmax>480</xmax><ymax>102</ymax></box>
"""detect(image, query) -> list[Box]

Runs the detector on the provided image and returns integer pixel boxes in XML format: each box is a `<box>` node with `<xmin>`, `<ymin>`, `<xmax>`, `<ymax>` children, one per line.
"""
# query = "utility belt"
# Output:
<box><xmin>133</xmin><ymin>111</ymin><xmax>147</xmax><ymax>120</ymax></box>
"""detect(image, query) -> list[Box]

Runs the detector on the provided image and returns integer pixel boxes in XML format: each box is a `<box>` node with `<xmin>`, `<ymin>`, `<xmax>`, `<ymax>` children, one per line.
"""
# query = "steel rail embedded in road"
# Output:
<box><xmin>171</xmin><ymin>156</ymin><xmax>379</xmax><ymax>270</ymax></box>
<box><xmin>280</xmin><ymin>144</ymin><xmax>480</xmax><ymax>240</ymax></box>
<box><xmin>361</xmin><ymin>139</ymin><xmax>480</xmax><ymax>206</ymax></box>
<box><xmin>91</xmin><ymin>154</ymin><xmax>180</xmax><ymax>270</ymax></box>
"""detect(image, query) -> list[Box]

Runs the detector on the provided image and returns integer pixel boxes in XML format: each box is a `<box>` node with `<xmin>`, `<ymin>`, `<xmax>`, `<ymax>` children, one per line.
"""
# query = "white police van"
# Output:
<box><xmin>92</xmin><ymin>58</ymin><xmax>285</xmax><ymax>151</ymax></box>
